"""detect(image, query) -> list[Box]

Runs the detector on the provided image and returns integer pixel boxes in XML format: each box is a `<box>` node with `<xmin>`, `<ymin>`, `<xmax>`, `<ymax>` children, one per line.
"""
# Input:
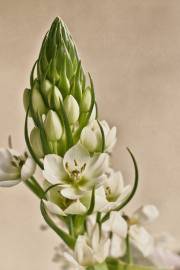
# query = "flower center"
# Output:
<box><xmin>65</xmin><ymin>160</ymin><xmax>86</xmax><ymax>181</ymax></box>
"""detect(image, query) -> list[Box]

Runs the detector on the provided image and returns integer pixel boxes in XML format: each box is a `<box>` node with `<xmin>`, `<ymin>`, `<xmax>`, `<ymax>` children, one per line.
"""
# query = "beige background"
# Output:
<box><xmin>0</xmin><ymin>0</ymin><xmax>180</xmax><ymax>269</ymax></box>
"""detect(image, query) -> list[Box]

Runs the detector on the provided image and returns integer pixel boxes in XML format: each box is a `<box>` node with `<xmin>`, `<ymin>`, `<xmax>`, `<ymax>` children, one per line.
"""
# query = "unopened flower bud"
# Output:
<box><xmin>44</xmin><ymin>110</ymin><xmax>63</xmax><ymax>141</ymax></box>
<box><xmin>32</xmin><ymin>81</ymin><xmax>47</xmax><ymax>115</ymax></box>
<box><xmin>41</xmin><ymin>79</ymin><xmax>53</xmax><ymax>97</ymax></box>
<box><xmin>48</xmin><ymin>86</ymin><xmax>62</xmax><ymax>110</ymax></box>
<box><xmin>30</xmin><ymin>127</ymin><xmax>44</xmax><ymax>158</ymax></box>
<box><xmin>81</xmin><ymin>87</ymin><xmax>91</xmax><ymax>112</ymax></box>
<box><xmin>63</xmin><ymin>95</ymin><xmax>79</xmax><ymax>124</ymax></box>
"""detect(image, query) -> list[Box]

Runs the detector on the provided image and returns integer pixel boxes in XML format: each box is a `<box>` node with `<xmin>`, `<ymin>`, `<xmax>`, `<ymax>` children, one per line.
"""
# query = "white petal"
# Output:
<box><xmin>63</xmin><ymin>143</ymin><xmax>90</xmax><ymax>174</ymax></box>
<box><xmin>110</xmin><ymin>234</ymin><xmax>126</xmax><ymax>258</ymax></box>
<box><xmin>75</xmin><ymin>235</ymin><xmax>95</xmax><ymax>266</ymax></box>
<box><xmin>43</xmin><ymin>200</ymin><xmax>66</xmax><ymax>216</ymax></box>
<box><xmin>61</xmin><ymin>186</ymin><xmax>84</xmax><ymax>200</ymax></box>
<box><xmin>129</xmin><ymin>225</ymin><xmax>154</xmax><ymax>257</ymax></box>
<box><xmin>133</xmin><ymin>205</ymin><xmax>159</xmax><ymax>225</ymax></box>
<box><xmin>95</xmin><ymin>238</ymin><xmax>110</xmax><ymax>263</ymax></box>
<box><xmin>103</xmin><ymin>211</ymin><xmax>128</xmax><ymax>238</ymax></box>
<box><xmin>43</xmin><ymin>154</ymin><xmax>66</xmax><ymax>184</ymax></box>
<box><xmin>85</xmin><ymin>153</ymin><xmax>109</xmax><ymax>179</ymax></box>
<box><xmin>0</xmin><ymin>178</ymin><xmax>21</xmax><ymax>187</ymax></box>
<box><xmin>105</xmin><ymin>126</ymin><xmax>117</xmax><ymax>152</ymax></box>
<box><xmin>21</xmin><ymin>157</ymin><xmax>36</xmax><ymax>180</ymax></box>
<box><xmin>0</xmin><ymin>148</ymin><xmax>18</xmax><ymax>174</ymax></box>
<box><xmin>64</xmin><ymin>200</ymin><xmax>87</xmax><ymax>215</ymax></box>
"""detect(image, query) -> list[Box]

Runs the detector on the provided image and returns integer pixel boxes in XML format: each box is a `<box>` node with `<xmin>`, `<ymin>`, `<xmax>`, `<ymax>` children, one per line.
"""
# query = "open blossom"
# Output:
<box><xmin>69</xmin><ymin>222</ymin><xmax>110</xmax><ymax>267</ymax></box>
<box><xmin>103</xmin><ymin>206</ymin><xmax>158</xmax><ymax>259</ymax></box>
<box><xmin>80</xmin><ymin>120</ymin><xmax>117</xmax><ymax>153</ymax></box>
<box><xmin>0</xmin><ymin>148</ymin><xmax>36</xmax><ymax>187</ymax></box>
<box><xmin>43</xmin><ymin>143</ymin><xmax>109</xmax><ymax>200</ymax></box>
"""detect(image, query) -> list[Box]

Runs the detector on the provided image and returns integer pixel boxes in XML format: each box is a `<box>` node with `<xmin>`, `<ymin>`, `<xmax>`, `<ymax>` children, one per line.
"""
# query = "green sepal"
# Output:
<box><xmin>24</xmin><ymin>108</ymin><xmax>44</xmax><ymax>169</ymax></box>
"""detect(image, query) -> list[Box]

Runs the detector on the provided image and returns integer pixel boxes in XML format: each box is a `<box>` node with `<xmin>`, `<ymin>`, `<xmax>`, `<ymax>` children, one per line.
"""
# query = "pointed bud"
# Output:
<box><xmin>63</xmin><ymin>95</ymin><xmax>79</xmax><ymax>124</ymax></box>
<box><xmin>44</xmin><ymin>110</ymin><xmax>63</xmax><ymax>141</ymax></box>
<box><xmin>41</xmin><ymin>79</ymin><xmax>53</xmax><ymax>97</ymax></box>
<box><xmin>32</xmin><ymin>81</ymin><xmax>47</xmax><ymax>115</ymax></box>
<box><xmin>81</xmin><ymin>87</ymin><xmax>92</xmax><ymax>112</ymax></box>
<box><xmin>48</xmin><ymin>86</ymin><xmax>62</xmax><ymax>110</ymax></box>
<box><xmin>30</xmin><ymin>127</ymin><xmax>44</xmax><ymax>158</ymax></box>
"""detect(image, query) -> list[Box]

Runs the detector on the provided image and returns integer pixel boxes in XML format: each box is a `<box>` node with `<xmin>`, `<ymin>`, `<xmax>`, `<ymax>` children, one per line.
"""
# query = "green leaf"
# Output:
<box><xmin>101</xmin><ymin>148</ymin><xmax>139</xmax><ymax>223</ymax></box>
<box><xmin>40</xmin><ymin>200</ymin><xmax>75</xmax><ymax>249</ymax></box>
<box><xmin>24</xmin><ymin>108</ymin><xmax>44</xmax><ymax>169</ymax></box>
<box><xmin>115</xmin><ymin>148</ymin><xmax>139</xmax><ymax>211</ymax></box>
<box><xmin>30</xmin><ymin>60</ymin><xmax>37</xmax><ymax>88</ymax></box>
<box><xmin>97</xmin><ymin>120</ymin><xmax>105</xmax><ymax>152</ymax></box>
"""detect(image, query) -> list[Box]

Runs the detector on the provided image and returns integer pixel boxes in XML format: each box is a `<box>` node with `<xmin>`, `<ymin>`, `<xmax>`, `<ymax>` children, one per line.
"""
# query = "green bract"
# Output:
<box><xmin>25</xmin><ymin>17</ymin><xmax>95</xmax><ymax>158</ymax></box>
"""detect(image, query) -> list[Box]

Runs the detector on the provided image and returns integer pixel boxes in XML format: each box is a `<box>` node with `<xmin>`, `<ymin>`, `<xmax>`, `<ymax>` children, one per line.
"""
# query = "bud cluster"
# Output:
<box><xmin>23</xmin><ymin>17</ymin><xmax>95</xmax><ymax>158</ymax></box>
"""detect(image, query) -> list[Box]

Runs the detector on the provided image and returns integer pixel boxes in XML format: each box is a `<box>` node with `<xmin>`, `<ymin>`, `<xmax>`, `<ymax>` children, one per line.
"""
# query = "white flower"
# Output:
<box><xmin>129</xmin><ymin>225</ymin><xmax>154</xmax><ymax>257</ymax></box>
<box><xmin>102</xmin><ymin>210</ymin><xmax>155</xmax><ymax>258</ymax></box>
<box><xmin>80</xmin><ymin>120</ymin><xmax>117</xmax><ymax>154</ymax></box>
<box><xmin>132</xmin><ymin>204</ymin><xmax>159</xmax><ymax>225</ymax></box>
<box><xmin>0</xmin><ymin>148</ymin><xmax>36</xmax><ymax>187</ymax></box>
<box><xmin>43</xmin><ymin>143</ymin><xmax>109</xmax><ymax>200</ymax></box>
<box><xmin>74</xmin><ymin>223</ymin><xmax>110</xmax><ymax>267</ymax></box>
<box><xmin>102</xmin><ymin>211</ymin><xmax>128</xmax><ymax>258</ymax></box>
<box><xmin>95</xmin><ymin>171</ymin><xmax>131</xmax><ymax>212</ymax></box>
<box><xmin>43</xmin><ymin>199</ymin><xmax>87</xmax><ymax>216</ymax></box>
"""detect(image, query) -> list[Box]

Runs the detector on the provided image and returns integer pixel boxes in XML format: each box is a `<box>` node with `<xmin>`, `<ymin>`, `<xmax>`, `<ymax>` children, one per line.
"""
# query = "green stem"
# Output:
<box><xmin>24</xmin><ymin>177</ymin><xmax>45</xmax><ymax>199</ymax></box>
<box><xmin>125</xmin><ymin>232</ymin><xmax>132</xmax><ymax>264</ymax></box>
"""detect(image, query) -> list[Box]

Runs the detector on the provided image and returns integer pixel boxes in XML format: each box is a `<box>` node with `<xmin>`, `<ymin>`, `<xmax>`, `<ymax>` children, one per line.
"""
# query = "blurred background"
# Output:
<box><xmin>0</xmin><ymin>0</ymin><xmax>180</xmax><ymax>269</ymax></box>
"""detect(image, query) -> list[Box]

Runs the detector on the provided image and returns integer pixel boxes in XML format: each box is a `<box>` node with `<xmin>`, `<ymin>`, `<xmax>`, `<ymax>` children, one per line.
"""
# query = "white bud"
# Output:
<box><xmin>30</xmin><ymin>127</ymin><xmax>44</xmax><ymax>158</ymax></box>
<box><xmin>63</xmin><ymin>95</ymin><xmax>79</xmax><ymax>124</ymax></box>
<box><xmin>41</xmin><ymin>79</ymin><xmax>53</xmax><ymax>97</ymax></box>
<box><xmin>48</xmin><ymin>86</ymin><xmax>62</xmax><ymax>110</ymax></box>
<box><xmin>81</xmin><ymin>87</ymin><xmax>91</xmax><ymax>112</ymax></box>
<box><xmin>80</xmin><ymin>122</ymin><xmax>101</xmax><ymax>152</ymax></box>
<box><xmin>44</xmin><ymin>110</ymin><xmax>63</xmax><ymax>141</ymax></box>
<box><xmin>32</xmin><ymin>82</ymin><xmax>47</xmax><ymax>115</ymax></box>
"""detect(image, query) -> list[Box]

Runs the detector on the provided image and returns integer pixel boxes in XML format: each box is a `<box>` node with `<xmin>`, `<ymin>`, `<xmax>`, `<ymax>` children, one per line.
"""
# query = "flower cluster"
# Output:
<box><xmin>0</xmin><ymin>17</ymin><xmax>178</xmax><ymax>270</ymax></box>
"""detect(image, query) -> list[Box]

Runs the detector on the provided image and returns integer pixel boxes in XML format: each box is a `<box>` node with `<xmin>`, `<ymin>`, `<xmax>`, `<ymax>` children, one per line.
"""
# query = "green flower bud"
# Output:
<box><xmin>32</xmin><ymin>81</ymin><xmax>47</xmax><ymax>115</ymax></box>
<box><xmin>44</xmin><ymin>110</ymin><xmax>63</xmax><ymax>141</ymax></box>
<box><xmin>63</xmin><ymin>95</ymin><xmax>79</xmax><ymax>124</ymax></box>
<box><xmin>48</xmin><ymin>86</ymin><xmax>63</xmax><ymax>110</ymax></box>
<box><xmin>81</xmin><ymin>87</ymin><xmax>92</xmax><ymax>112</ymax></box>
<box><xmin>23</xmin><ymin>88</ymin><xmax>31</xmax><ymax>114</ymax></box>
<box><xmin>30</xmin><ymin>127</ymin><xmax>44</xmax><ymax>158</ymax></box>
